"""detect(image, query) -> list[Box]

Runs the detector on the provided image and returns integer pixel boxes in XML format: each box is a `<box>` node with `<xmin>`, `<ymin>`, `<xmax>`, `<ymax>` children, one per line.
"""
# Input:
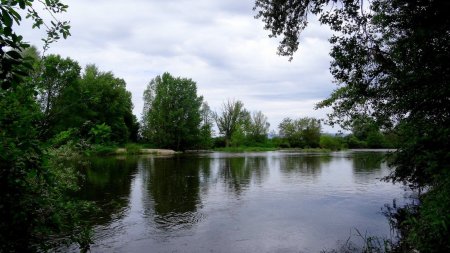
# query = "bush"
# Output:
<box><xmin>320</xmin><ymin>135</ymin><xmax>344</xmax><ymax>151</ymax></box>
<box><xmin>212</xmin><ymin>136</ymin><xmax>226</xmax><ymax>148</ymax></box>
<box><xmin>88</xmin><ymin>145</ymin><xmax>117</xmax><ymax>156</ymax></box>
<box><xmin>89</xmin><ymin>123</ymin><xmax>112</xmax><ymax>144</ymax></box>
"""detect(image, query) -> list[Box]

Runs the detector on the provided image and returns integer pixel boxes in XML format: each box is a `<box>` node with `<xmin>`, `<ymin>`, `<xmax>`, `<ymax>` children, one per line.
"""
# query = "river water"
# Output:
<box><xmin>66</xmin><ymin>150</ymin><xmax>407</xmax><ymax>252</ymax></box>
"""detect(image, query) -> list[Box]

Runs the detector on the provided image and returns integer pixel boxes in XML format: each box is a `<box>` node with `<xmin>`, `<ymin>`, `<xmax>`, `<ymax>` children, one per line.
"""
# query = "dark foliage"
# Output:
<box><xmin>255</xmin><ymin>0</ymin><xmax>450</xmax><ymax>250</ymax></box>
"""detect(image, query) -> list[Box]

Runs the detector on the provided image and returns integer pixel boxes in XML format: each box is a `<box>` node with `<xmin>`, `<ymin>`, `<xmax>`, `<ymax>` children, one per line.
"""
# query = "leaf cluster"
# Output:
<box><xmin>1</xmin><ymin>0</ymin><xmax>70</xmax><ymax>89</ymax></box>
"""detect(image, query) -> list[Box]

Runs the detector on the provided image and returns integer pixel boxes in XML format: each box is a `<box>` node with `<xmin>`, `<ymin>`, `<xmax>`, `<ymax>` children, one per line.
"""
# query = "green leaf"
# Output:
<box><xmin>1</xmin><ymin>10</ymin><xmax>13</xmax><ymax>27</ymax></box>
<box><xmin>19</xmin><ymin>0</ymin><xmax>26</xmax><ymax>9</ymax></box>
<box><xmin>6</xmin><ymin>50</ymin><xmax>22</xmax><ymax>60</ymax></box>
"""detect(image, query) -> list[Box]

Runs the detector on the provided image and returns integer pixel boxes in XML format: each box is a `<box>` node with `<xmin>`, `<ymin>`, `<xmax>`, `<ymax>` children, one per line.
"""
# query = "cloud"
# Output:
<box><xmin>19</xmin><ymin>0</ymin><xmax>341</xmax><ymax>133</ymax></box>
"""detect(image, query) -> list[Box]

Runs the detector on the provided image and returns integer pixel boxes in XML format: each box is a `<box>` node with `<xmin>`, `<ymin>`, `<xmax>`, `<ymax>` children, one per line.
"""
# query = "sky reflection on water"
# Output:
<box><xmin>71</xmin><ymin>151</ymin><xmax>407</xmax><ymax>253</ymax></box>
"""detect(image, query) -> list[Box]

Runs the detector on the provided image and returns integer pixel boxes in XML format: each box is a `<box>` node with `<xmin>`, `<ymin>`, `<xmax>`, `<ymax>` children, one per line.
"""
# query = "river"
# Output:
<box><xmin>63</xmin><ymin>150</ymin><xmax>407</xmax><ymax>252</ymax></box>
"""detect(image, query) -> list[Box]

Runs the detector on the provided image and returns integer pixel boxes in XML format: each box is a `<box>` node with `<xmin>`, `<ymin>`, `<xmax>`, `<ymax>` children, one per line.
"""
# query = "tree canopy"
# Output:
<box><xmin>141</xmin><ymin>73</ymin><xmax>203</xmax><ymax>151</ymax></box>
<box><xmin>278</xmin><ymin>117</ymin><xmax>321</xmax><ymax>148</ymax></box>
<box><xmin>214</xmin><ymin>99</ymin><xmax>249</xmax><ymax>147</ymax></box>
<box><xmin>255</xmin><ymin>0</ymin><xmax>450</xmax><ymax>250</ymax></box>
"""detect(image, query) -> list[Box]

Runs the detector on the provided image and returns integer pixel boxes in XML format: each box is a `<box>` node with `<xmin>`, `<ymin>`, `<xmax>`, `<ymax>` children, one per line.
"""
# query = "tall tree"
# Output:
<box><xmin>142</xmin><ymin>73</ymin><xmax>203</xmax><ymax>150</ymax></box>
<box><xmin>35</xmin><ymin>54</ymin><xmax>81</xmax><ymax>138</ymax></box>
<box><xmin>246</xmin><ymin>110</ymin><xmax>270</xmax><ymax>144</ymax></box>
<box><xmin>199</xmin><ymin>101</ymin><xmax>214</xmax><ymax>149</ymax></box>
<box><xmin>75</xmin><ymin>65</ymin><xmax>135</xmax><ymax>143</ymax></box>
<box><xmin>255</xmin><ymin>0</ymin><xmax>450</xmax><ymax>250</ymax></box>
<box><xmin>214</xmin><ymin>99</ymin><xmax>248</xmax><ymax>147</ymax></box>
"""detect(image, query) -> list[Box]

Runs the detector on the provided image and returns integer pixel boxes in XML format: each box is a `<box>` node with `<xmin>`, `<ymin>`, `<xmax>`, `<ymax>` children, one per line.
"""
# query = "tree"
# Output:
<box><xmin>199</xmin><ymin>101</ymin><xmax>214</xmax><ymax>149</ymax></box>
<box><xmin>142</xmin><ymin>73</ymin><xmax>203</xmax><ymax>150</ymax></box>
<box><xmin>246</xmin><ymin>110</ymin><xmax>270</xmax><ymax>144</ymax></box>
<box><xmin>350</xmin><ymin>116</ymin><xmax>386</xmax><ymax>148</ymax></box>
<box><xmin>254</xmin><ymin>0</ymin><xmax>450</xmax><ymax>250</ymax></box>
<box><xmin>278</xmin><ymin>117</ymin><xmax>321</xmax><ymax>148</ymax></box>
<box><xmin>75</xmin><ymin>65</ymin><xmax>136</xmax><ymax>143</ymax></box>
<box><xmin>34</xmin><ymin>54</ymin><xmax>81</xmax><ymax>138</ymax></box>
<box><xmin>214</xmin><ymin>99</ymin><xmax>249</xmax><ymax>147</ymax></box>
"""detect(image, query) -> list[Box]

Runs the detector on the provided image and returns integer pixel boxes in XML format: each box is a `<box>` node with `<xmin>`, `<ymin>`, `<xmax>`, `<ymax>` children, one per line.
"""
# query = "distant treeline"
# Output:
<box><xmin>139</xmin><ymin>73</ymin><xmax>397</xmax><ymax>151</ymax></box>
<box><xmin>18</xmin><ymin>51</ymin><xmax>396</xmax><ymax>151</ymax></box>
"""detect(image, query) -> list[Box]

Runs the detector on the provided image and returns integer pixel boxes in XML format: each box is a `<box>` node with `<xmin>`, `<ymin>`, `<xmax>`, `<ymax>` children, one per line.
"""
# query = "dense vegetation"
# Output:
<box><xmin>254</xmin><ymin>0</ymin><xmax>449</xmax><ymax>251</ymax></box>
<box><xmin>2</xmin><ymin>0</ymin><xmax>447</xmax><ymax>251</ymax></box>
<box><xmin>0</xmin><ymin>1</ymin><xmax>93</xmax><ymax>252</ymax></box>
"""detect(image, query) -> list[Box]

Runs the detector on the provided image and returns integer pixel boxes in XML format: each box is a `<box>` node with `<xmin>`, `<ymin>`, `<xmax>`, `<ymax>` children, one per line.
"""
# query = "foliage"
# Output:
<box><xmin>142</xmin><ymin>72</ymin><xmax>203</xmax><ymax>151</ymax></box>
<box><xmin>403</xmin><ymin>179</ymin><xmax>450</xmax><ymax>252</ymax></box>
<box><xmin>0</xmin><ymin>71</ymin><xmax>43</xmax><ymax>251</ymax></box>
<box><xmin>87</xmin><ymin>144</ymin><xmax>117</xmax><ymax>156</ymax></box>
<box><xmin>0</xmin><ymin>0</ymin><xmax>70</xmax><ymax>89</ymax></box>
<box><xmin>350</xmin><ymin>116</ymin><xmax>388</xmax><ymax>149</ymax></box>
<box><xmin>212</xmin><ymin>136</ymin><xmax>227</xmax><ymax>148</ymax></box>
<box><xmin>49</xmin><ymin>128</ymin><xmax>78</xmax><ymax>147</ymax></box>
<box><xmin>245</xmin><ymin>110</ymin><xmax>270</xmax><ymax>145</ymax></box>
<box><xmin>0</xmin><ymin>1</ymin><xmax>101</xmax><ymax>251</ymax></box>
<box><xmin>345</xmin><ymin>134</ymin><xmax>368</xmax><ymax>149</ymax></box>
<box><xmin>254</xmin><ymin>0</ymin><xmax>450</xmax><ymax>250</ymax></box>
<box><xmin>0</xmin><ymin>91</ymin><xmax>94</xmax><ymax>250</ymax></box>
<box><xmin>214</xmin><ymin>99</ymin><xmax>249</xmax><ymax>147</ymax></box>
<box><xmin>199</xmin><ymin>101</ymin><xmax>214</xmax><ymax>149</ymax></box>
<box><xmin>75</xmin><ymin>65</ymin><xmax>136</xmax><ymax>144</ymax></box>
<box><xmin>89</xmin><ymin>123</ymin><xmax>112</xmax><ymax>144</ymax></box>
<box><xmin>39</xmin><ymin>143</ymin><xmax>96</xmax><ymax>251</ymax></box>
<box><xmin>33</xmin><ymin>54</ymin><xmax>82</xmax><ymax>138</ymax></box>
<box><xmin>278</xmin><ymin>117</ymin><xmax>321</xmax><ymax>148</ymax></box>
<box><xmin>320</xmin><ymin>134</ymin><xmax>345</xmax><ymax>151</ymax></box>
<box><xmin>213</xmin><ymin>146</ymin><xmax>276</xmax><ymax>152</ymax></box>
<box><xmin>123</xmin><ymin>143</ymin><xmax>140</xmax><ymax>154</ymax></box>
<box><xmin>21</xmin><ymin>53</ymin><xmax>138</xmax><ymax>144</ymax></box>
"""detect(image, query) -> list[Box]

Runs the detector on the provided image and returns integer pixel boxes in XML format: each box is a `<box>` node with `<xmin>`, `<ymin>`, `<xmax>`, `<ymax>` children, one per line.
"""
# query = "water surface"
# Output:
<box><xmin>71</xmin><ymin>151</ymin><xmax>407</xmax><ymax>252</ymax></box>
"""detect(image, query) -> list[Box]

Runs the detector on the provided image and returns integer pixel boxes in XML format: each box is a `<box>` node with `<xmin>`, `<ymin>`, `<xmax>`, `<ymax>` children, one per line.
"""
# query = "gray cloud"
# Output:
<box><xmin>20</xmin><ymin>0</ymin><xmax>340</xmax><ymax>133</ymax></box>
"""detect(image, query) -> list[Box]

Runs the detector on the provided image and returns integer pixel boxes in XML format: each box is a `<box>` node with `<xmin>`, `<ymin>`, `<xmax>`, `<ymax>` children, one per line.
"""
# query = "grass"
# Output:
<box><xmin>124</xmin><ymin>143</ymin><xmax>143</xmax><ymax>154</ymax></box>
<box><xmin>321</xmin><ymin>228</ymin><xmax>397</xmax><ymax>253</ymax></box>
<box><xmin>87</xmin><ymin>144</ymin><xmax>117</xmax><ymax>156</ymax></box>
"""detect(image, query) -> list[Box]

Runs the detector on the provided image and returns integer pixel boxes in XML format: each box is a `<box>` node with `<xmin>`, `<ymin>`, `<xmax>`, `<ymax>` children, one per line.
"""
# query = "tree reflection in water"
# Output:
<box><xmin>146</xmin><ymin>156</ymin><xmax>207</xmax><ymax>231</ymax></box>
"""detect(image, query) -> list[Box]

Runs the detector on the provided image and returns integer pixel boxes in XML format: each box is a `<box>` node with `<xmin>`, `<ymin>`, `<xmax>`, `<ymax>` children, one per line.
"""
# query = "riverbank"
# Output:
<box><xmin>115</xmin><ymin>148</ymin><xmax>177</xmax><ymax>155</ymax></box>
<box><xmin>89</xmin><ymin>143</ymin><xmax>395</xmax><ymax>156</ymax></box>
<box><xmin>213</xmin><ymin>147</ymin><xmax>333</xmax><ymax>152</ymax></box>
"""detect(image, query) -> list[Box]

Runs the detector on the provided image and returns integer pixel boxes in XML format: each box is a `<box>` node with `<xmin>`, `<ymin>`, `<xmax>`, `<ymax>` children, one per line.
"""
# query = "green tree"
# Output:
<box><xmin>319</xmin><ymin>134</ymin><xmax>344</xmax><ymax>150</ymax></box>
<box><xmin>214</xmin><ymin>99</ymin><xmax>249</xmax><ymax>147</ymax></box>
<box><xmin>72</xmin><ymin>65</ymin><xmax>135</xmax><ymax>143</ymax></box>
<box><xmin>278</xmin><ymin>117</ymin><xmax>321</xmax><ymax>148</ymax></box>
<box><xmin>350</xmin><ymin>116</ymin><xmax>387</xmax><ymax>148</ymax></box>
<box><xmin>199</xmin><ymin>101</ymin><xmax>214</xmax><ymax>149</ymax></box>
<box><xmin>34</xmin><ymin>54</ymin><xmax>81</xmax><ymax>138</ymax></box>
<box><xmin>142</xmin><ymin>73</ymin><xmax>203</xmax><ymax>150</ymax></box>
<box><xmin>246</xmin><ymin>110</ymin><xmax>270</xmax><ymax>144</ymax></box>
<box><xmin>255</xmin><ymin>0</ymin><xmax>450</xmax><ymax>250</ymax></box>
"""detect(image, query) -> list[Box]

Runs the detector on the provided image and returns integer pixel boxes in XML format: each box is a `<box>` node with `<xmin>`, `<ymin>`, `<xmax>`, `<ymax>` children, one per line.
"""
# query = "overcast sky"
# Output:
<box><xmin>21</xmin><ymin>0</ymin><xmax>341</xmax><ymax>133</ymax></box>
